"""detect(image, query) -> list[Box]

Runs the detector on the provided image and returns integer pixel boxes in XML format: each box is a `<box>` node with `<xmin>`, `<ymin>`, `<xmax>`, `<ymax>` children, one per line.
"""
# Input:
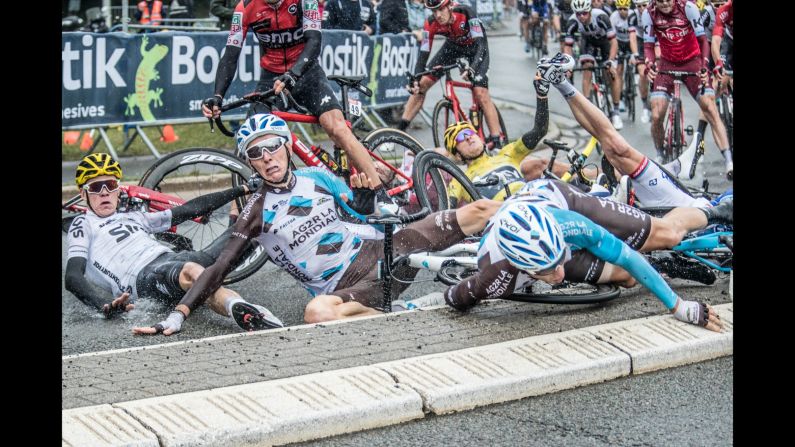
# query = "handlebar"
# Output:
<box><xmin>366</xmin><ymin>207</ymin><xmax>431</xmax><ymax>226</ymax></box>
<box><xmin>406</xmin><ymin>59</ymin><xmax>469</xmax><ymax>84</ymax></box>
<box><xmin>210</xmin><ymin>89</ymin><xmax>310</xmax><ymax>137</ymax></box>
<box><xmin>657</xmin><ymin>70</ymin><xmax>707</xmax><ymax>95</ymax></box>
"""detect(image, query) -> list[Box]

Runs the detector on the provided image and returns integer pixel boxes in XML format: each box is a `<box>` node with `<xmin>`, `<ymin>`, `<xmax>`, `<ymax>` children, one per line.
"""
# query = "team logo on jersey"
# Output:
<box><xmin>288</xmin><ymin>4</ymin><xmax>298</xmax><ymax>15</ymax></box>
<box><xmin>320</xmin><ymin>95</ymin><xmax>331</xmax><ymax>106</ymax></box>
<box><xmin>287</xmin><ymin>196</ymin><xmax>314</xmax><ymax>216</ymax></box>
<box><xmin>663</xmin><ymin>26</ymin><xmax>689</xmax><ymax>43</ymax></box>
<box><xmin>468</xmin><ymin>18</ymin><xmax>483</xmax><ymax>35</ymax></box>
<box><xmin>316</xmin><ymin>232</ymin><xmax>344</xmax><ymax>255</ymax></box>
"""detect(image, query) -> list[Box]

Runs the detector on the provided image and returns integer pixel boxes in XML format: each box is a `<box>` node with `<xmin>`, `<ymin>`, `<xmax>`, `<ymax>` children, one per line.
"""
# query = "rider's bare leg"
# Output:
<box><xmin>319</xmin><ymin>109</ymin><xmax>382</xmax><ymax>187</ymax></box>
<box><xmin>473</xmin><ymin>86</ymin><xmax>503</xmax><ymax>140</ymax></box>
<box><xmin>399</xmin><ymin>75</ymin><xmax>437</xmax><ymax>129</ymax></box>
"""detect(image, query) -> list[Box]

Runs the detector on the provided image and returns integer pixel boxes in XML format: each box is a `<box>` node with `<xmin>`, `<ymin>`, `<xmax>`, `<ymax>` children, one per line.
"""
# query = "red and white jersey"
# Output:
<box><xmin>227</xmin><ymin>0</ymin><xmax>322</xmax><ymax>73</ymax></box>
<box><xmin>641</xmin><ymin>0</ymin><xmax>704</xmax><ymax>62</ymax></box>
<box><xmin>712</xmin><ymin>0</ymin><xmax>733</xmax><ymax>40</ymax></box>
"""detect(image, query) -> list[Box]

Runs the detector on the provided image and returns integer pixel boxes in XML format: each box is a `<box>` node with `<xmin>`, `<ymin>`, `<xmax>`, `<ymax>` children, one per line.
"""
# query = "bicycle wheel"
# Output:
<box><xmin>431</xmin><ymin>99</ymin><xmax>456</xmax><ymax>148</ymax></box>
<box><xmin>139</xmin><ymin>147</ymin><xmax>269</xmax><ymax>285</ymax></box>
<box><xmin>412</xmin><ymin>150</ymin><xmax>481</xmax><ymax>211</ymax></box>
<box><xmin>360</xmin><ymin>128</ymin><xmax>428</xmax><ymax>213</ymax></box>
<box><xmin>662</xmin><ymin>103</ymin><xmax>675</xmax><ymax>164</ymax></box>
<box><xmin>624</xmin><ymin>67</ymin><xmax>636</xmax><ymax>122</ymax></box>
<box><xmin>672</xmin><ymin>99</ymin><xmax>683</xmax><ymax>161</ymax></box>
<box><xmin>719</xmin><ymin>93</ymin><xmax>733</xmax><ymax>149</ymax></box>
<box><xmin>437</xmin><ymin>264</ymin><xmax>621</xmax><ymax>304</ymax></box>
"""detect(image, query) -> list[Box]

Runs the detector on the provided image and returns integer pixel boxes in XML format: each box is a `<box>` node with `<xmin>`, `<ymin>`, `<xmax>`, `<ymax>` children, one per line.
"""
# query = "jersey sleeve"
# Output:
<box><xmin>294</xmin><ymin>168</ymin><xmax>367</xmax><ymax>222</ymax></box>
<box><xmin>420</xmin><ymin>19</ymin><xmax>435</xmax><ymax>52</ymax></box>
<box><xmin>500</xmin><ymin>139</ymin><xmax>531</xmax><ymax>164</ymax></box>
<box><xmin>563</xmin><ymin>17</ymin><xmax>579</xmax><ymax>45</ymax></box>
<box><xmin>641</xmin><ymin>9</ymin><xmax>655</xmax><ymax>43</ymax></box>
<box><xmin>303</xmin><ymin>0</ymin><xmax>322</xmax><ymax>31</ymax></box>
<box><xmin>685</xmin><ymin>1</ymin><xmax>705</xmax><ymax>37</ymax></box>
<box><xmin>466</xmin><ymin>10</ymin><xmax>485</xmax><ymax>39</ymax></box>
<box><xmin>137</xmin><ymin>210</ymin><xmax>173</xmax><ymax>233</ymax></box>
<box><xmin>627</xmin><ymin>11</ymin><xmax>638</xmax><ymax>33</ymax></box>
<box><xmin>597</xmin><ymin>13</ymin><xmax>616</xmax><ymax>39</ymax></box>
<box><xmin>66</xmin><ymin>215</ymin><xmax>92</xmax><ymax>260</ymax></box>
<box><xmin>712</xmin><ymin>3</ymin><xmax>728</xmax><ymax>38</ymax></box>
<box><xmin>548</xmin><ymin>208</ymin><xmax>679</xmax><ymax>309</ymax></box>
<box><xmin>226</xmin><ymin>1</ymin><xmax>247</xmax><ymax>48</ymax></box>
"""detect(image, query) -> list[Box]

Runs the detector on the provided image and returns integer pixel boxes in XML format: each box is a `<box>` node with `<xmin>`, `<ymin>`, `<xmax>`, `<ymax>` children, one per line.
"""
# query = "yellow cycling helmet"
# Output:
<box><xmin>75</xmin><ymin>153</ymin><xmax>123</xmax><ymax>187</ymax></box>
<box><xmin>615</xmin><ymin>0</ymin><xmax>632</xmax><ymax>8</ymax></box>
<box><xmin>443</xmin><ymin>121</ymin><xmax>477</xmax><ymax>154</ymax></box>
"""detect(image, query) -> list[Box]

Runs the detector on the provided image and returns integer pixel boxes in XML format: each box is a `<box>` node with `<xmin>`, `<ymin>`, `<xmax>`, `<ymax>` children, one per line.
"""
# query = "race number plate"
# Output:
<box><xmin>348</xmin><ymin>98</ymin><xmax>362</xmax><ymax>117</ymax></box>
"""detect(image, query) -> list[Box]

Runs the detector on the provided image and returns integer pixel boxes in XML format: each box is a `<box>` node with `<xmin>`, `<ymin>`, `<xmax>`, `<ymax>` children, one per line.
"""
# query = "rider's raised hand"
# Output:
<box><xmin>132</xmin><ymin>310</ymin><xmax>186</xmax><ymax>336</ymax></box>
<box><xmin>102</xmin><ymin>292</ymin><xmax>134</xmax><ymax>319</ymax></box>
<box><xmin>201</xmin><ymin>95</ymin><xmax>223</xmax><ymax>119</ymax></box>
<box><xmin>533</xmin><ymin>72</ymin><xmax>550</xmax><ymax>98</ymax></box>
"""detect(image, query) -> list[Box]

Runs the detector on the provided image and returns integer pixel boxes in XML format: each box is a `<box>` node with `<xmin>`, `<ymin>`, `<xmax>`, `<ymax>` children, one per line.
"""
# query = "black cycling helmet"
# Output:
<box><xmin>424</xmin><ymin>0</ymin><xmax>451</xmax><ymax>9</ymax></box>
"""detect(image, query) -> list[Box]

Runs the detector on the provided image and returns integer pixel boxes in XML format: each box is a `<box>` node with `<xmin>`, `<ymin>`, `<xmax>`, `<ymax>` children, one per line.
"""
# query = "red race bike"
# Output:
<box><xmin>406</xmin><ymin>59</ymin><xmax>508</xmax><ymax>152</ymax></box>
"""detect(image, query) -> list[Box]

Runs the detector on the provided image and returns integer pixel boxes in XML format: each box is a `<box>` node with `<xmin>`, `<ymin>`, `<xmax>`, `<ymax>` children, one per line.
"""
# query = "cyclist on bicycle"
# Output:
<box><xmin>136</xmin><ymin>114</ymin><xmax>502</xmax><ymax>334</ymax></box>
<box><xmin>633</xmin><ymin>0</ymin><xmax>652</xmax><ymax>122</ymax></box>
<box><xmin>710</xmin><ymin>0</ymin><xmax>732</xmax><ymax>90</ymax></box>
<box><xmin>200</xmin><ymin>0</ymin><xmax>389</xmax><ymax>209</ymax></box>
<box><xmin>64</xmin><ymin>154</ymin><xmax>283</xmax><ymax>334</ymax></box>
<box><xmin>563</xmin><ymin>0</ymin><xmax>624</xmax><ymax>130</ymax></box>
<box><xmin>398</xmin><ymin>0</ymin><xmax>507</xmax><ymax>149</ymax></box>
<box><xmin>555</xmin><ymin>0</ymin><xmax>576</xmax><ymax>47</ymax></box>
<box><xmin>529</xmin><ymin>0</ymin><xmax>552</xmax><ymax>55</ymax></box>
<box><xmin>641</xmin><ymin>0</ymin><xmax>733</xmax><ymax>180</ymax></box>
<box><xmin>518</xmin><ymin>0</ymin><xmax>532</xmax><ymax>52</ymax></box>
<box><xmin>537</xmin><ymin>52</ymin><xmax>733</xmax><ymax>210</ymax></box>
<box><xmin>610</xmin><ymin>0</ymin><xmax>642</xmax><ymax>119</ymax></box>
<box><xmin>442</xmin><ymin>197</ymin><xmax>724</xmax><ymax>332</ymax></box>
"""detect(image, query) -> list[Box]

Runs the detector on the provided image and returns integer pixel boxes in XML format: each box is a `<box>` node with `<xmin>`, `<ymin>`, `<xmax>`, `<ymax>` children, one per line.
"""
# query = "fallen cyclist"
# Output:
<box><xmin>64</xmin><ymin>153</ymin><xmax>283</xmax><ymax>334</ymax></box>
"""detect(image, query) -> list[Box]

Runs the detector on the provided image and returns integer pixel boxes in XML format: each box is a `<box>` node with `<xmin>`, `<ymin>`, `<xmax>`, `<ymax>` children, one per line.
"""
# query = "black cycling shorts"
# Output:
<box><xmin>333</xmin><ymin>210</ymin><xmax>466</xmax><ymax>308</ymax></box>
<box><xmin>252</xmin><ymin>62</ymin><xmax>343</xmax><ymax>118</ymax></box>
<box><xmin>426</xmin><ymin>42</ymin><xmax>490</xmax><ymax>88</ymax></box>
<box><xmin>580</xmin><ymin>37</ymin><xmax>612</xmax><ymax>64</ymax></box>
<box><xmin>136</xmin><ymin>251</ymin><xmax>215</xmax><ymax>302</ymax></box>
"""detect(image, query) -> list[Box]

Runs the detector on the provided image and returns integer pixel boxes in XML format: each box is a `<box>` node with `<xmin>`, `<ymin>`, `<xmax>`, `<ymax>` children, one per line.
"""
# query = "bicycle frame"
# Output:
<box><xmin>215</xmin><ymin>89</ymin><xmax>415</xmax><ymax>198</ymax></box>
<box><xmin>440</xmin><ymin>72</ymin><xmax>485</xmax><ymax>140</ymax></box>
<box><xmin>658</xmin><ymin>70</ymin><xmax>703</xmax><ymax>163</ymax></box>
<box><xmin>543</xmin><ymin>136</ymin><xmax>600</xmax><ymax>185</ymax></box>
<box><xmin>672</xmin><ymin>231</ymin><xmax>733</xmax><ymax>273</ymax></box>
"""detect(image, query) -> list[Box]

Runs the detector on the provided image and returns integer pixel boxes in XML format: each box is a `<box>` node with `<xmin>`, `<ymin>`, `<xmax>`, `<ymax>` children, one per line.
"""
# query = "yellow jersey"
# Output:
<box><xmin>448</xmin><ymin>139</ymin><xmax>532</xmax><ymax>203</ymax></box>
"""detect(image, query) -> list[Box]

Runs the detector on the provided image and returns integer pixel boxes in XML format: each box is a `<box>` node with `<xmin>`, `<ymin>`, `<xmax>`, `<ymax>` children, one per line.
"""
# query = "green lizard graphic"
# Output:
<box><xmin>368</xmin><ymin>42</ymin><xmax>381</xmax><ymax>106</ymax></box>
<box><xmin>124</xmin><ymin>35</ymin><xmax>168</xmax><ymax>121</ymax></box>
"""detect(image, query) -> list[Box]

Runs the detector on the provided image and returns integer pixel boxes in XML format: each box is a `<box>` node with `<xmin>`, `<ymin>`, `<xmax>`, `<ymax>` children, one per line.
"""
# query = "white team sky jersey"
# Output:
<box><xmin>610</xmin><ymin>10</ymin><xmax>637</xmax><ymax>42</ymax></box>
<box><xmin>66</xmin><ymin>210</ymin><xmax>173</xmax><ymax>298</ymax></box>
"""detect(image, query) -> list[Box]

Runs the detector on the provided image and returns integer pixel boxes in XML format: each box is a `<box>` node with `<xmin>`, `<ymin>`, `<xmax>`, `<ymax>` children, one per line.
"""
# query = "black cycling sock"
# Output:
<box><xmin>697</xmin><ymin>119</ymin><xmax>708</xmax><ymax>135</ymax></box>
<box><xmin>397</xmin><ymin>119</ymin><xmax>411</xmax><ymax>131</ymax></box>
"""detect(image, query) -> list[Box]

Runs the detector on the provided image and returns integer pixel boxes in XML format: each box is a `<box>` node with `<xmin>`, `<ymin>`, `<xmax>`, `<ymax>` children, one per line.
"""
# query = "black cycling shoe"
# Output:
<box><xmin>701</xmin><ymin>196</ymin><xmax>733</xmax><ymax>225</ymax></box>
<box><xmin>232</xmin><ymin>302</ymin><xmax>283</xmax><ymax>331</ymax></box>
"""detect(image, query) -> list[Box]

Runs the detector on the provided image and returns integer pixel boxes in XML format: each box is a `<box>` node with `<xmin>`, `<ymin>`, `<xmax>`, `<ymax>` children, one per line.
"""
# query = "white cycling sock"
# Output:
<box><xmin>225</xmin><ymin>296</ymin><xmax>245</xmax><ymax>317</ymax></box>
<box><xmin>553</xmin><ymin>79</ymin><xmax>578</xmax><ymax>98</ymax></box>
<box><xmin>629</xmin><ymin>157</ymin><xmax>707</xmax><ymax>208</ymax></box>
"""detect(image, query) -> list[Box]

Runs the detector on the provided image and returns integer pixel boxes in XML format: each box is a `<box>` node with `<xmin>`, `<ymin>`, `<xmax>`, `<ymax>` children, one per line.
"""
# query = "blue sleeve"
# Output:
<box><xmin>294</xmin><ymin>168</ymin><xmax>367</xmax><ymax>222</ymax></box>
<box><xmin>548</xmin><ymin>208</ymin><xmax>678</xmax><ymax>309</ymax></box>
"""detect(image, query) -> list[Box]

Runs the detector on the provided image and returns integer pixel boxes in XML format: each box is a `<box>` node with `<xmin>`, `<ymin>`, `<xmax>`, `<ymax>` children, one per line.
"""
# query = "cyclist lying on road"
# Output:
<box><xmin>442</xmin><ymin>188</ymin><xmax>727</xmax><ymax>332</ymax></box>
<box><xmin>134</xmin><ymin>114</ymin><xmax>502</xmax><ymax>335</ymax></box>
<box><xmin>65</xmin><ymin>154</ymin><xmax>283</xmax><ymax>334</ymax></box>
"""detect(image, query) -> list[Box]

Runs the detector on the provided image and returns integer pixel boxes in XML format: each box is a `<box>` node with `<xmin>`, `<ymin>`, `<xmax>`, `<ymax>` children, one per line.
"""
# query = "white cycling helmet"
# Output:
<box><xmin>571</xmin><ymin>0</ymin><xmax>593</xmax><ymax>12</ymax></box>
<box><xmin>633</xmin><ymin>0</ymin><xmax>649</xmax><ymax>5</ymax></box>
<box><xmin>235</xmin><ymin>113</ymin><xmax>293</xmax><ymax>153</ymax></box>
<box><xmin>493</xmin><ymin>201</ymin><xmax>566</xmax><ymax>274</ymax></box>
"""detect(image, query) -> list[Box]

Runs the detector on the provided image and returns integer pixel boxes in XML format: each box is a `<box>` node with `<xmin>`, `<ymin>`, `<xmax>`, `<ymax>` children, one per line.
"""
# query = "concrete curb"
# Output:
<box><xmin>62</xmin><ymin>303</ymin><xmax>733</xmax><ymax>446</ymax></box>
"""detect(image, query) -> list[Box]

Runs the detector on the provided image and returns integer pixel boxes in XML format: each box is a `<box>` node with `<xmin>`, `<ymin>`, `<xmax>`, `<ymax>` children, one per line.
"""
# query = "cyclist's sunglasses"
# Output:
<box><xmin>83</xmin><ymin>179</ymin><xmax>120</xmax><ymax>194</ymax></box>
<box><xmin>455</xmin><ymin>128</ymin><xmax>477</xmax><ymax>143</ymax></box>
<box><xmin>576</xmin><ymin>11</ymin><xmax>590</xmax><ymax>17</ymax></box>
<box><xmin>246</xmin><ymin>136</ymin><xmax>287</xmax><ymax>160</ymax></box>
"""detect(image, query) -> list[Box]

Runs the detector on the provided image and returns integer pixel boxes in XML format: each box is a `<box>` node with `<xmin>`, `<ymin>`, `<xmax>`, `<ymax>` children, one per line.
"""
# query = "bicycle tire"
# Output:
<box><xmin>625</xmin><ymin>67</ymin><xmax>636</xmax><ymax>122</ymax></box>
<box><xmin>431</xmin><ymin>99</ymin><xmax>456</xmax><ymax>148</ymax></box>
<box><xmin>360</xmin><ymin>128</ymin><xmax>434</xmax><ymax>213</ymax></box>
<box><xmin>663</xmin><ymin>102</ymin><xmax>675</xmax><ymax>164</ymax></box>
<box><xmin>412</xmin><ymin>150</ymin><xmax>482</xmax><ymax>211</ymax></box>
<box><xmin>139</xmin><ymin>147</ymin><xmax>269</xmax><ymax>285</ymax></box>
<box><xmin>719</xmin><ymin>93</ymin><xmax>733</xmax><ymax>150</ymax></box>
<box><xmin>437</xmin><ymin>264</ymin><xmax>621</xmax><ymax>304</ymax></box>
<box><xmin>672</xmin><ymin>99</ymin><xmax>683</xmax><ymax>161</ymax></box>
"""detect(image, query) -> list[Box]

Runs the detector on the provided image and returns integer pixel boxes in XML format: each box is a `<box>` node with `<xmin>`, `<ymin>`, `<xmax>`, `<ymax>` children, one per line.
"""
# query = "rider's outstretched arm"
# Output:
<box><xmin>213</xmin><ymin>45</ymin><xmax>242</xmax><ymax>98</ymax></box>
<box><xmin>547</xmin><ymin>207</ymin><xmax>722</xmax><ymax>331</ymax></box>
<box><xmin>169</xmin><ymin>185</ymin><xmax>249</xmax><ymax>226</ymax></box>
<box><xmin>174</xmin><ymin>193</ymin><xmax>264</xmax><ymax>316</ymax></box>
<box><xmin>289</xmin><ymin>30</ymin><xmax>322</xmax><ymax>78</ymax></box>
<box><xmin>64</xmin><ymin>257</ymin><xmax>115</xmax><ymax>312</ymax></box>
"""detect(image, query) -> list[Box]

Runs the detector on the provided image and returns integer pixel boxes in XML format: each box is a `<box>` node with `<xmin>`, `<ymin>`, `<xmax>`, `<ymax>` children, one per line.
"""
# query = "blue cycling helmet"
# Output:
<box><xmin>235</xmin><ymin>113</ymin><xmax>293</xmax><ymax>154</ymax></box>
<box><xmin>493</xmin><ymin>201</ymin><xmax>566</xmax><ymax>273</ymax></box>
